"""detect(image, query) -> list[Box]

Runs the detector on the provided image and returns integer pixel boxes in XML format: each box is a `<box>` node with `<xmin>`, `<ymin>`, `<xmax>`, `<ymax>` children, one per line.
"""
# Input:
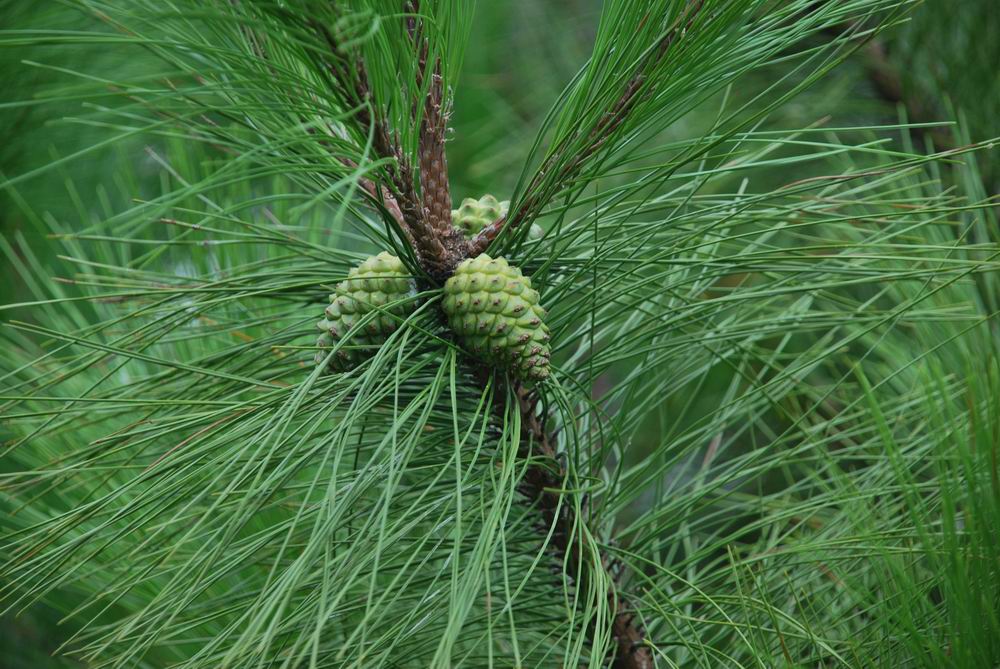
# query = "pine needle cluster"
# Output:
<box><xmin>1</xmin><ymin>1</ymin><xmax>998</xmax><ymax>667</ymax></box>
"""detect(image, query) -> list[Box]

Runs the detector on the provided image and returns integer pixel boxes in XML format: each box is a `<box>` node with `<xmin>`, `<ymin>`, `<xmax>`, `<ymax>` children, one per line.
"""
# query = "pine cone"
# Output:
<box><xmin>442</xmin><ymin>254</ymin><xmax>551</xmax><ymax>382</ymax></box>
<box><xmin>452</xmin><ymin>194</ymin><xmax>506</xmax><ymax>237</ymax></box>
<box><xmin>315</xmin><ymin>252</ymin><xmax>417</xmax><ymax>372</ymax></box>
<box><xmin>452</xmin><ymin>194</ymin><xmax>544</xmax><ymax>240</ymax></box>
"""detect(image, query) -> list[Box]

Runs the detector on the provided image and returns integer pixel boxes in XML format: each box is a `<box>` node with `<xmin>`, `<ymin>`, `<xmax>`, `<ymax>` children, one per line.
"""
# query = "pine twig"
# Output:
<box><xmin>407</xmin><ymin>1</ymin><xmax>470</xmax><ymax>276</ymax></box>
<box><xmin>310</xmin><ymin>14</ymin><xmax>457</xmax><ymax>276</ymax></box>
<box><xmin>469</xmin><ymin>0</ymin><xmax>705</xmax><ymax>256</ymax></box>
<box><xmin>488</xmin><ymin>378</ymin><xmax>653</xmax><ymax>669</ymax></box>
<box><xmin>338</xmin><ymin>156</ymin><xmax>415</xmax><ymax>248</ymax></box>
<box><xmin>230</xmin><ymin>5</ymin><xmax>413</xmax><ymax>245</ymax></box>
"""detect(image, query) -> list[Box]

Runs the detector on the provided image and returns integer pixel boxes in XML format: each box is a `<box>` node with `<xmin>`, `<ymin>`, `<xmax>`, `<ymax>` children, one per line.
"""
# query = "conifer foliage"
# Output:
<box><xmin>1</xmin><ymin>1</ymin><xmax>998</xmax><ymax>668</ymax></box>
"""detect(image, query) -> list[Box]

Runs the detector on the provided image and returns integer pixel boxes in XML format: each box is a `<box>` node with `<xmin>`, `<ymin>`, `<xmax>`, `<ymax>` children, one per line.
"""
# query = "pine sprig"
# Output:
<box><xmin>1</xmin><ymin>1</ymin><xmax>998</xmax><ymax>668</ymax></box>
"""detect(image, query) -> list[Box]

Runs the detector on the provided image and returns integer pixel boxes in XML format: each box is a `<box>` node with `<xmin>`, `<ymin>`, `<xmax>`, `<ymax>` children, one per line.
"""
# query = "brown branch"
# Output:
<box><xmin>488</xmin><ymin>377</ymin><xmax>652</xmax><ymax>669</ymax></box>
<box><xmin>470</xmin><ymin>0</ymin><xmax>705</xmax><ymax>255</ymax></box>
<box><xmin>241</xmin><ymin>9</ymin><xmax>656</xmax><ymax>663</ymax></box>
<box><xmin>336</xmin><ymin>155</ymin><xmax>417</xmax><ymax>248</ymax></box>
<box><xmin>467</xmin><ymin>213</ymin><xmax>504</xmax><ymax>257</ymax></box>
<box><xmin>309</xmin><ymin>16</ymin><xmax>460</xmax><ymax>277</ymax></box>
<box><xmin>406</xmin><ymin>1</ymin><xmax>470</xmax><ymax>275</ymax></box>
<box><xmin>223</xmin><ymin>2</ymin><xmax>468</xmax><ymax>278</ymax></box>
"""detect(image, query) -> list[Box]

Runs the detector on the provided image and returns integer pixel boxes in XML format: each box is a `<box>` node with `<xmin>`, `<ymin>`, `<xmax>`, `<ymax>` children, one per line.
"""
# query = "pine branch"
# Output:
<box><xmin>486</xmin><ymin>377</ymin><xmax>652</xmax><ymax>669</ymax></box>
<box><xmin>288</xmin><ymin>10</ymin><xmax>648</xmax><ymax>658</ymax></box>
<box><xmin>340</xmin><ymin>155</ymin><xmax>412</xmax><ymax>239</ymax></box>
<box><xmin>406</xmin><ymin>1</ymin><xmax>470</xmax><ymax>277</ymax></box>
<box><xmin>307</xmin><ymin>11</ymin><xmax>461</xmax><ymax>276</ymax></box>
<box><xmin>470</xmin><ymin>0</ymin><xmax>705</xmax><ymax>255</ymax></box>
<box><xmin>231</xmin><ymin>3</ymin><xmax>412</xmax><ymax>243</ymax></box>
<box><xmin>373</xmin><ymin>2</ymin><xmax>659</xmax><ymax>659</ymax></box>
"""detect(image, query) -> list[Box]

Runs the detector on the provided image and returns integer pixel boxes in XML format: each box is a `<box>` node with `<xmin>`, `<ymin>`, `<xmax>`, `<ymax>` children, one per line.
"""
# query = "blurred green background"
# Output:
<box><xmin>1</xmin><ymin>0</ymin><xmax>997</xmax><ymax>665</ymax></box>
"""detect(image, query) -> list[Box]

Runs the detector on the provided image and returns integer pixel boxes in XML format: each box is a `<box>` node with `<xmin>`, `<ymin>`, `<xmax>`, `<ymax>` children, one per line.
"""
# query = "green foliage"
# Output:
<box><xmin>888</xmin><ymin>0</ymin><xmax>1000</xmax><ymax>183</ymax></box>
<box><xmin>1</xmin><ymin>1</ymin><xmax>998</xmax><ymax>668</ymax></box>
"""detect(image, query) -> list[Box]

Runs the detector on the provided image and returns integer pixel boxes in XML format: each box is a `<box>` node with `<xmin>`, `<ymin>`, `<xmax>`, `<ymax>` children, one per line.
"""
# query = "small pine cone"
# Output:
<box><xmin>315</xmin><ymin>252</ymin><xmax>416</xmax><ymax>372</ymax></box>
<box><xmin>452</xmin><ymin>194</ymin><xmax>507</xmax><ymax>237</ymax></box>
<box><xmin>441</xmin><ymin>254</ymin><xmax>551</xmax><ymax>382</ymax></box>
<box><xmin>452</xmin><ymin>194</ymin><xmax>545</xmax><ymax>240</ymax></box>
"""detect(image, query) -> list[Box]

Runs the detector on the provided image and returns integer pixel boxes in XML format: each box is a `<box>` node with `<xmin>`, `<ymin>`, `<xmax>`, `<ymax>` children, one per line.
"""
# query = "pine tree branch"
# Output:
<box><xmin>469</xmin><ymin>0</ymin><xmax>705</xmax><ymax>256</ymax></box>
<box><xmin>230</xmin><ymin>4</ymin><xmax>413</xmax><ymax>244</ymax></box>
<box><xmin>338</xmin><ymin>156</ymin><xmax>414</xmax><ymax>245</ymax></box>
<box><xmin>490</xmin><ymin>378</ymin><xmax>653</xmax><ymax>669</ymax></box>
<box><xmin>275</xmin><ymin>7</ymin><xmax>667</xmax><ymax>664</ymax></box>
<box><xmin>307</xmin><ymin>11</ymin><xmax>460</xmax><ymax>276</ymax></box>
<box><xmin>406</xmin><ymin>1</ymin><xmax>470</xmax><ymax>276</ymax></box>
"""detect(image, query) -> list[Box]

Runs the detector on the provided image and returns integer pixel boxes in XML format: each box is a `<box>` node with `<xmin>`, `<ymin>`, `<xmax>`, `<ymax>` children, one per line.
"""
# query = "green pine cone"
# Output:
<box><xmin>452</xmin><ymin>194</ymin><xmax>544</xmax><ymax>240</ymax></box>
<box><xmin>441</xmin><ymin>254</ymin><xmax>551</xmax><ymax>382</ymax></box>
<box><xmin>452</xmin><ymin>194</ymin><xmax>507</xmax><ymax>236</ymax></box>
<box><xmin>315</xmin><ymin>252</ymin><xmax>416</xmax><ymax>372</ymax></box>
